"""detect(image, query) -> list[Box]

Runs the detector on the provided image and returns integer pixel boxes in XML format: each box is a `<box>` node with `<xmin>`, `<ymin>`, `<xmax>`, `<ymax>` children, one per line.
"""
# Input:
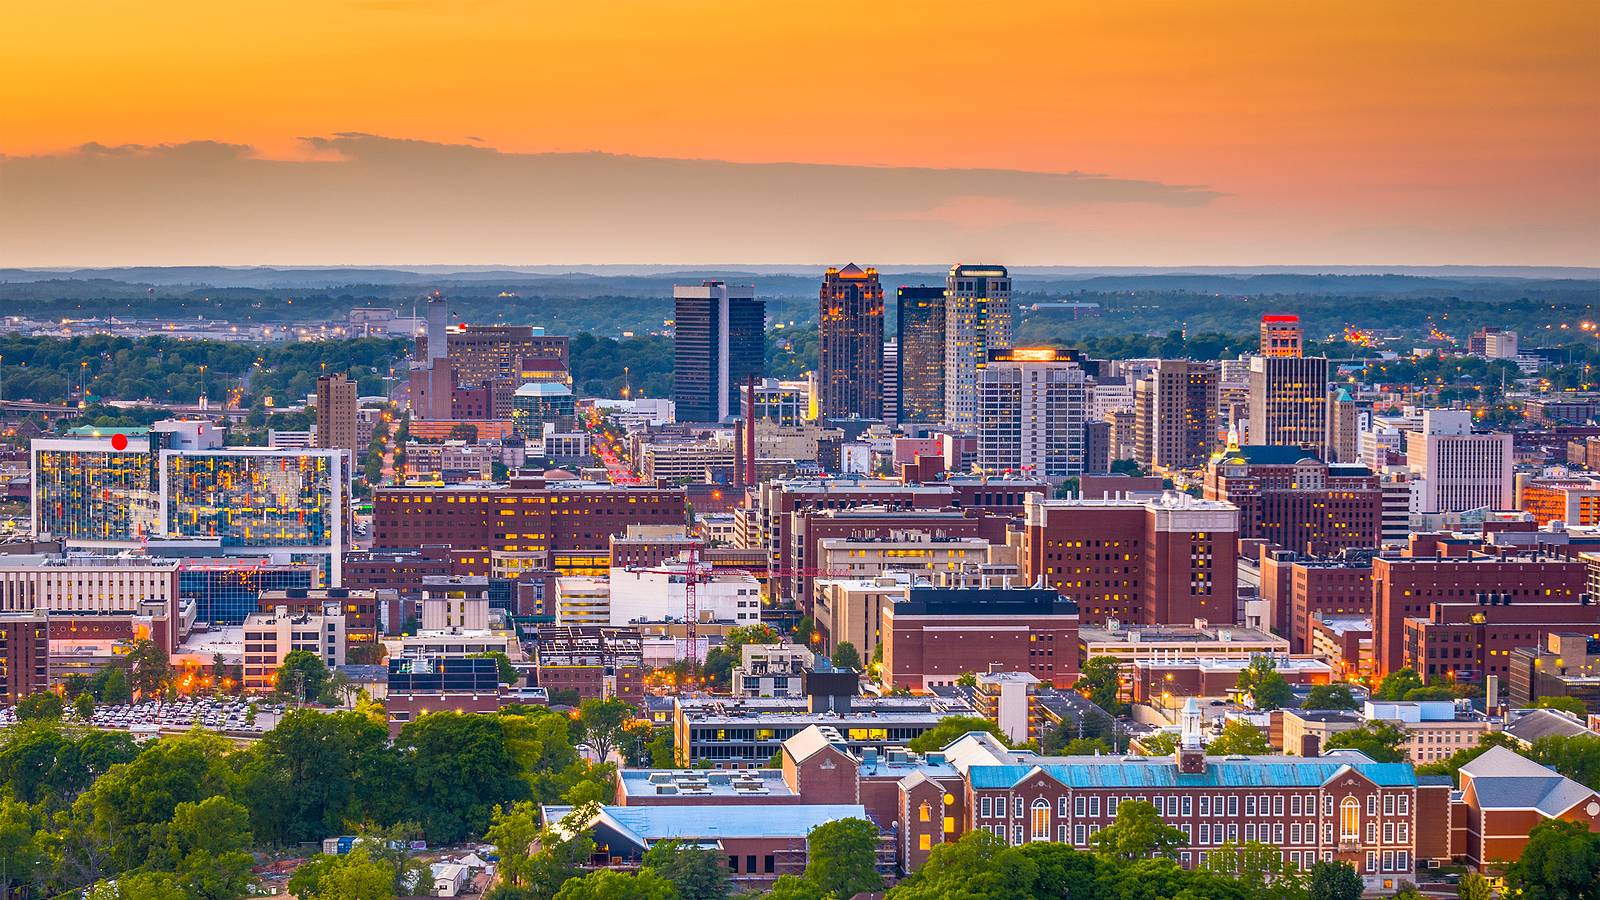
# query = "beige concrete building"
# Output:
<box><xmin>814</xmin><ymin>575</ymin><xmax>910</xmax><ymax>662</ymax></box>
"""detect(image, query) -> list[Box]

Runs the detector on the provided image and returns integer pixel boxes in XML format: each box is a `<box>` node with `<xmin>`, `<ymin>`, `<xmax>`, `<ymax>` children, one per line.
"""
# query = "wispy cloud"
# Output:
<box><xmin>0</xmin><ymin>134</ymin><xmax>1221</xmax><ymax>266</ymax></box>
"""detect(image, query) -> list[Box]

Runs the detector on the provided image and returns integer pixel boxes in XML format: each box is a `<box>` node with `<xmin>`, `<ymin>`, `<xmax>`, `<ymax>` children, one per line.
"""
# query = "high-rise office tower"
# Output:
<box><xmin>816</xmin><ymin>264</ymin><xmax>884</xmax><ymax>419</ymax></box>
<box><xmin>881</xmin><ymin>342</ymin><xmax>899</xmax><ymax>425</ymax></box>
<box><xmin>943</xmin><ymin>264</ymin><xmax>1012</xmax><ymax>429</ymax></box>
<box><xmin>1327</xmin><ymin>388</ymin><xmax>1361</xmax><ymax>464</ymax></box>
<box><xmin>977</xmin><ymin>348</ymin><xmax>1086</xmax><ymax>480</ymax></box>
<box><xmin>1248</xmin><ymin>315</ymin><xmax>1329</xmax><ymax>453</ymax></box>
<box><xmin>1133</xmin><ymin>360</ymin><xmax>1219</xmax><ymax>471</ymax></box>
<box><xmin>1405</xmin><ymin>409</ymin><xmax>1513</xmax><ymax>513</ymax></box>
<box><xmin>673</xmin><ymin>281</ymin><xmax>765</xmax><ymax>423</ymax></box>
<box><xmin>896</xmin><ymin>285</ymin><xmax>946</xmax><ymax>423</ymax></box>
<box><xmin>315</xmin><ymin>374</ymin><xmax>359</xmax><ymax>456</ymax></box>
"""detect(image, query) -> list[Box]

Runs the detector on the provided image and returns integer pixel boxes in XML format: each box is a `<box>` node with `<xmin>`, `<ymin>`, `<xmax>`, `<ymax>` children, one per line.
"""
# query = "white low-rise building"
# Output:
<box><xmin>607</xmin><ymin>564</ymin><xmax>761</xmax><ymax>626</ymax></box>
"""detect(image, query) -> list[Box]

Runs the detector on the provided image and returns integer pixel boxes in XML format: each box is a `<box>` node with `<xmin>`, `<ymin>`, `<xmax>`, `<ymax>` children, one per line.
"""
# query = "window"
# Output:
<box><xmin>1182</xmin><ymin>796</ymin><xmax>1192</xmax><ymax>816</ymax></box>
<box><xmin>1245</xmin><ymin>796</ymin><xmax>1257</xmax><ymax>816</ymax></box>
<box><xmin>919</xmin><ymin>834</ymin><xmax>931</xmax><ymax>851</ymax></box>
<box><xmin>1199</xmin><ymin>796</ymin><xmax>1211</xmax><ymax>816</ymax></box>
<box><xmin>1324</xmin><ymin>824</ymin><xmax>1334</xmax><ymax>844</ymax></box>
<box><xmin>1384</xmin><ymin>822</ymin><xmax>1394</xmax><ymax>843</ymax></box>
<box><xmin>1365</xmin><ymin>851</ymin><xmax>1376</xmax><ymax>873</ymax></box>
<box><xmin>1340</xmin><ymin>798</ymin><xmax>1360</xmax><ymax>841</ymax></box>
<box><xmin>1291</xmin><ymin>795</ymin><xmax>1302</xmax><ymax>816</ymax></box>
<box><xmin>1032</xmin><ymin>799</ymin><xmax>1051</xmax><ymax>841</ymax></box>
<box><xmin>1058</xmin><ymin>824</ymin><xmax>1067</xmax><ymax>843</ymax></box>
<box><xmin>1384</xmin><ymin>794</ymin><xmax>1395</xmax><ymax>816</ymax></box>
<box><xmin>1074</xmin><ymin>796</ymin><xmax>1086</xmax><ymax>817</ymax></box>
<box><xmin>1292</xmin><ymin>823</ymin><xmax>1301</xmax><ymax>844</ymax></box>
<box><xmin>1272</xmin><ymin>796</ymin><xmax>1284</xmax><ymax>816</ymax></box>
<box><xmin>1274</xmin><ymin>824</ymin><xmax>1284</xmax><ymax>844</ymax></box>
<box><xmin>1323</xmin><ymin>796</ymin><xmax>1334</xmax><ymax>817</ymax></box>
<box><xmin>1382</xmin><ymin>850</ymin><xmax>1394</xmax><ymax>871</ymax></box>
<box><xmin>1228</xmin><ymin>824</ymin><xmax>1238</xmax><ymax>842</ymax></box>
<box><xmin>1015</xmin><ymin>797</ymin><xmax>1024</xmax><ymax>818</ymax></box>
<box><xmin>765</xmin><ymin>855</ymin><xmax>775</xmax><ymax>874</ymax></box>
<box><xmin>919</xmin><ymin>802</ymin><xmax>931</xmax><ymax>823</ymax></box>
<box><xmin>1089</xmin><ymin>796</ymin><xmax>1101</xmax><ymax>817</ymax></box>
<box><xmin>1074</xmin><ymin>824</ymin><xmax>1087</xmax><ymax>846</ymax></box>
<box><xmin>1109</xmin><ymin>796</ymin><xmax>1120</xmax><ymax>816</ymax></box>
<box><xmin>1200</xmin><ymin>824</ymin><xmax>1210</xmax><ymax>845</ymax></box>
<box><xmin>1245</xmin><ymin>823</ymin><xmax>1256</xmax><ymax>842</ymax></box>
<box><xmin>1398</xmin><ymin>795</ymin><xmax>1410</xmax><ymax>816</ymax></box>
<box><xmin>1366</xmin><ymin>795</ymin><xmax>1377</xmax><ymax>816</ymax></box>
<box><xmin>1397</xmin><ymin>851</ymin><xmax>1410</xmax><ymax>871</ymax></box>
<box><xmin>728</xmin><ymin>856</ymin><xmax>738</xmax><ymax>872</ymax></box>
<box><xmin>1398</xmin><ymin>822</ymin><xmax>1408</xmax><ymax>843</ymax></box>
<box><xmin>1013</xmin><ymin>825</ymin><xmax>1023</xmax><ymax>846</ymax></box>
<box><xmin>1058</xmin><ymin>797</ymin><xmax>1068</xmax><ymax>817</ymax></box>
<box><xmin>981</xmin><ymin>797</ymin><xmax>993</xmax><ymax>817</ymax></box>
<box><xmin>1366</xmin><ymin>822</ymin><xmax>1377</xmax><ymax>844</ymax></box>
<box><xmin>1227</xmin><ymin>795</ymin><xmax>1239</xmax><ymax>817</ymax></box>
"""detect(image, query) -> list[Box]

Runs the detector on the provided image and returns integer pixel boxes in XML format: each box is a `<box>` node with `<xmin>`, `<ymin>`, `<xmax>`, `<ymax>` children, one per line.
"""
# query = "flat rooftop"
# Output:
<box><xmin>618</xmin><ymin>769</ymin><xmax>795</xmax><ymax>800</ymax></box>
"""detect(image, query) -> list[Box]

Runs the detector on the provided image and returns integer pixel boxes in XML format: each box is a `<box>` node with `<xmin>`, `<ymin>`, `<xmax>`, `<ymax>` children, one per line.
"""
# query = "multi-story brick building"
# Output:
<box><xmin>1024</xmin><ymin>492</ymin><xmax>1239</xmax><ymax>626</ymax></box>
<box><xmin>1371</xmin><ymin>552</ymin><xmax>1589</xmax><ymax>676</ymax></box>
<box><xmin>372</xmin><ymin>476</ymin><xmax>686</xmax><ymax>575</ymax></box>
<box><xmin>0</xmin><ymin>612</ymin><xmax>49</xmax><ymax>704</ymax></box>
<box><xmin>789</xmin><ymin>507</ymin><xmax>1011</xmax><ymax>610</ymax></box>
<box><xmin>1456</xmin><ymin>747</ymin><xmax>1600</xmax><ymax>870</ymax></box>
<box><xmin>1203</xmin><ymin>447</ymin><xmax>1382</xmax><ymax>555</ymax></box>
<box><xmin>533</xmin><ymin>625</ymin><xmax>644</xmax><ymax>703</ymax></box>
<box><xmin>880</xmin><ymin>585</ymin><xmax>1080</xmax><ymax>690</ymax></box>
<box><xmin>1259</xmin><ymin>549</ymin><xmax>1375</xmax><ymax>652</ymax></box>
<box><xmin>258</xmin><ymin>586</ymin><xmax>389</xmax><ymax>653</ymax></box>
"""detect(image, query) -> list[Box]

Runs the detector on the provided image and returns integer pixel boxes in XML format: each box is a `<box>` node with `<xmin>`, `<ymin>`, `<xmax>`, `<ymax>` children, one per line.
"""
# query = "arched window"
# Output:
<box><xmin>1340</xmin><ymin>797</ymin><xmax>1360</xmax><ymax>840</ymax></box>
<box><xmin>918</xmin><ymin>802</ymin><xmax>931</xmax><ymax>823</ymax></box>
<box><xmin>1031</xmin><ymin>799</ymin><xmax>1051</xmax><ymax>841</ymax></box>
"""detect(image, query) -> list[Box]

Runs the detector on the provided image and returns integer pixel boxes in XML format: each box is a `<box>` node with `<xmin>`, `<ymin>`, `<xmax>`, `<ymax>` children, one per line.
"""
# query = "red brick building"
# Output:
<box><xmin>880</xmin><ymin>586</ymin><xmax>1080</xmax><ymax>690</ymax></box>
<box><xmin>373</xmin><ymin>476</ymin><xmax>687</xmax><ymax>575</ymax></box>
<box><xmin>1372</xmin><ymin>553</ymin><xmax>1588</xmax><ymax>676</ymax></box>
<box><xmin>792</xmin><ymin>508</ymin><xmax>1011</xmax><ymax>609</ymax></box>
<box><xmin>0</xmin><ymin>612</ymin><xmax>49</xmax><ymax>704</ymax></box>
<box><xmin>1260</xmin><ymin>550</ymin><xmax>1375</xmax><ymax>652</ymax></box>
<box><xmin>534</xmin><ymin>626</ymin><xmax>644</xmax><ymax>703</ymax></box>
<box><xmin>1024</xmin><ymin>493</ymin><xmax>1239</xmax><ymax>626</ymax></box>
<box><xmin>1456</xmin><ymin>745</ymin><xmax>1600</xmax><ymax>870</ymax></box>
<box><xmin>1203</xmin><ymin>447</ymin><xmax>1383</xmax><ymax>554</ymax></box>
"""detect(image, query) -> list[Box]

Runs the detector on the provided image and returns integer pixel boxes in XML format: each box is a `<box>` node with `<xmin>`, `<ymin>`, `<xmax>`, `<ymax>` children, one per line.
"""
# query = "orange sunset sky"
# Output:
<box><xmin>1</xmin><ymin>1</ymin><xmax>1596</xmax><ymax>266</ymax></box>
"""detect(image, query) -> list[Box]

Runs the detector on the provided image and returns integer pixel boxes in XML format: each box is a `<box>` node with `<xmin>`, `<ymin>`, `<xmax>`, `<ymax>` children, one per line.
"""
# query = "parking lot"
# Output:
<box><xmin>0</xmin><ymin>697</ymin><xmax>284</xmax><ymax>736</ymax></box>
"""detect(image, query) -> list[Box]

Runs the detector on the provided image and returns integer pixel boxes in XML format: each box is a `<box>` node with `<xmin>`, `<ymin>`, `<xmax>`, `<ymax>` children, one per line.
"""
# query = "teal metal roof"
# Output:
<box><xmin>968</xmin><ymin>758</ymin><xmax>1417</xmax><ymax>790</ymax></box>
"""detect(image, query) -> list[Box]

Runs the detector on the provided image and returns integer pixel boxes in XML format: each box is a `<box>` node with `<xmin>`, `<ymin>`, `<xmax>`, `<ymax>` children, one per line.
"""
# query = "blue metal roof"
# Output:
<box><xmin>968</xmin><ymin>758</ymin><xmax>1417</xmax><ymax>790</ymax></box>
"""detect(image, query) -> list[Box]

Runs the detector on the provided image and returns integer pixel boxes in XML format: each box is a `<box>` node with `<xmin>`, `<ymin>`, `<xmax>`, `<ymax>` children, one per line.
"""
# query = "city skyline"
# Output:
<box><xmin>3</xmin><ymin>2</ymin><xmax>1596</xmax><ymax>266</ymax></box>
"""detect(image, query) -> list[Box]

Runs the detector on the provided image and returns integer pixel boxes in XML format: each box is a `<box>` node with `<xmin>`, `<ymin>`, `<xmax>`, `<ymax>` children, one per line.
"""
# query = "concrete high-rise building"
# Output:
<box><xmin>1248</xmin><ymin>314</ymin><xmax>1330</xmax><ymax>454</ymax></box>
<box><xmin>881</xmin><ymin>342</ymin><xmax>899</xmax><ymax>425</ymax></box>
<box><xmin>1327</xmin><ymin>388</ymin><xmax>1361</xmax><ymax>464</ymax></box>
<box><xmin>943</xmin><ymin>265</ymin><xmax>1012</xmax><ymax>429</ymax></box>
<box><xmin>315</xmin><ymin>374</ymin><xmax>359</xmax><ymax>456</ymax></box>
<box><xmin>1260</xmin><ymin>315</ymin><xmax>1304</xmax><ymax>357</ymax></box>
<box><xmin>672</xmin><ymin>281</ymin><xmax>765</xmax><ymax>423</ymax></box>
<box><xmin>817</xmin><ymin>264</ymin><xmax>884</xmax><ymax>420</ymax></box>
<box><xmin>1133</xmin><ymin>360</ymin><xmax>1218</xmax><ymax>471</ymax></box>
<box><xmin>977</xmin><ymin>348</ymin><xmax>1086</xmax><ymax>480</ymax></box>
<box><xmin>1405</xmin><ymin>409</ymin><xmax>1514</xmax><ymax>513</ymax></box>
<box><xmin>896</xmin><ymin>285</ymin><xmax>946</xmax><ymax>424</ymax></box>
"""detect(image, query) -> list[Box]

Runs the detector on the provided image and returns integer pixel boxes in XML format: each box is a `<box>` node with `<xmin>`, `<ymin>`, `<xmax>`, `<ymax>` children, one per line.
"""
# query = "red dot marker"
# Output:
<box><xmin>111</xmin><ymin>433</ymin><xmax>128</xmax><ymax>451</ymax></box>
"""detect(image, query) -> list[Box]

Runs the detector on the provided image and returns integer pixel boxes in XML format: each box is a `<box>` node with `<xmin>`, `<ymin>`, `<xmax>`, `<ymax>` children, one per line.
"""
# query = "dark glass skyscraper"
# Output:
<box><xmin>896</xmin><ymin>285</ymin><xmax>946</xmax><ymax>423</ymax></box>
<box><xmin>817</xmin><ymin>264</ymin><xmax>884</xmax><ymax>420</ymax></box>
<box><xmin>672</xmin><ymin>281</ymin><xmax>765</xmax><ymax>422</ymax></box>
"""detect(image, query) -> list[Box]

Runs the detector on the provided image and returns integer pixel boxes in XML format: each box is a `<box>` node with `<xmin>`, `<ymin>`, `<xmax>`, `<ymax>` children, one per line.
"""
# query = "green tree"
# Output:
<box><xmin>575</xmin><ymin>698</ymin><xmax>636</xmax><ymax>764</ymax></box>
<box><xmin>1401</xmin><ymin>685</ymin><xmax>1456</xmax><ymax>701</ymax></box>
<box><xmin>1306</xmin><ymin>860</ymin><xmax>1363</xmax><ymax>900</ymax></box>
<box><xmin>1533</xmin><ymin>695</ymin><xmax>1588</xmax><ymax>717</ymax></box>
<box><xmin>235</xmin><ymin>709</ymin><xmax>401</xmax><ymax>846</ymax></box>
<box><xmin>98</xmin><ymin>667</ymin><xmax>132</xmax><ymax>704</ymax></box>
<box><xmin>1236</xmin><ymin>656</ymin><xmax>1293</xmax><ymax>711</ymax></box>
<box><xmin>126</xmin><ymin>638</ymin><xmax>173</xmax><ymax>698</ymax></box>
<box><xmin>803</xmin><ymin>818</ymin><xmax>883</xmax><ymax>900</ymax></box>
<box><xmin>1208</xmin><ymin>720</ymin><xmax>1270</xmax><ymax>756</ymax></box>
<box><xmin>1075</xmin><ymin>656</ymin><xmax>1126</xmax><ymax>716</ymax></box>
<box><xmin>1374</xmin><ymin>667</ymin><xmax>1423</xmax><ymax>701</ymax></box>
<box><xmin>471</xmin><ymin>651</ymin><xmax>521</xmax><ymax>685</ymax></box>
<box><xmin>398</xmin><ymin>712</ymin><xmax>531</xmax><ymax>842</ymax></box>
<box><xmin>554</xmin><ymin>869</ymin><xmax>678</xmax><ymax>900</ymax></box>
<box><xmin>702</xmin><ymin>624</ymin><xmax>781</xmax><ymax>689</ymax></box>
<box><xmin>487</xmin><ymin>801</ymin><xmax>543</xmax><ymax>890</ymax></box>
<box><xmin>1042</xmin><ymin>731</ymin><xmax>1110</xmax><ymax>756</ymax></box>
<box><xmin>1323</xmin><ymin>721</ymin><xmax>1407</xmax><ymax>763</ymax></box>
<box><xmin>642</xmin><ymin>839</ymin><xmax>730</xmax><ymax>900</ymax></box>
<box><xmin>74</xmin><ymin>691</ymin><xmax>96</xmax><ymax>721</ymax></box>
<box><xmin>289</xmin><ymin>847</ymin><xmax>397</xmax><ymax>900</ymax></box>
<box><xmin>14</xmin><ymin>691</ymin><xmax>63</xmax><ymax>721</ymax></box>
<box><xmin>1138</xmin><ymin>732</ymin><xmax>1179</xmax><ymax>756</ymax></box>
<box><xmin>164</xmin><ymin>795</ymin><xmax>257</xmax><ymax>900</ymax></box>
<box><xmin>906</xmin><ymin>716</ymin><xmax>1007</xmax><ymax>753</ymax></box>
<box><xmin>275</xmin><ymin>649</ymin><xmax>330</xmax><ymax>703</ymax></box>
<box><xmin>523</xmin><ymin>805</ymin><xmax>600</xmax><ymax>900</ymax></box>
<box><xmin>86</xmin><ymin>871</ymin><xmax>190</xmax><ymax>900</ymax></box>
<box><xmin>1527</xmin><ymin>733</ymin><xmax>1600</xmax><ymax>791</ymax></box>
<box><xmin>1305</xmin><ymin>684</ymin><xmax>1360</xmax><ymax>711</ymax></box>
<box><xmin>1200</xmin><ymin>840</ymin><xmax>1303</xmax><ymax>895</ymax></box>
<box><xmin>886</xmin><ymin>830</ymin><xmax>1042</xmax><ymax>899</ymax></box>
<box><xmin>1091</xmin><ymin>800</ymin><xmax>1187</xmax><ymax>863</ymax></box>
<box><xmin>0</xmin><ymin>796</ymin><xmax>49</xmax><ymax>899</ymax></box>
<box><xmin>1456</xmin><ymin>872</ymin><xmax>1492</xmax><ymax>900</ymax></box>
<box><xmin>830</xmin><ymin>641</ymin><xmax>861</xmax><ymax>671</ymax></box>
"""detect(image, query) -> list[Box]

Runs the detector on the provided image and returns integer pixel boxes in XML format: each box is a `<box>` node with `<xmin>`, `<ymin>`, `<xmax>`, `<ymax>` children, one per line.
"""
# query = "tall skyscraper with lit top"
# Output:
<box><xmin>943</xmin><ymin>264</ymin><xmax>1012</xmax><ymax>429</ymax></box>
<box><xmin>1248</xmin><ymin>314</ymin><xmax>1330</xmax><ymax>455</ymax></box>
<box><xmin>816</xmin><ymin>264</ymin><xmax>884</xmax><ymax>420</ymax></box>
<box><xmin>977</xmin><ymin>347</ymin><xmax>1086</xmax><ymax>480</ymax></box>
